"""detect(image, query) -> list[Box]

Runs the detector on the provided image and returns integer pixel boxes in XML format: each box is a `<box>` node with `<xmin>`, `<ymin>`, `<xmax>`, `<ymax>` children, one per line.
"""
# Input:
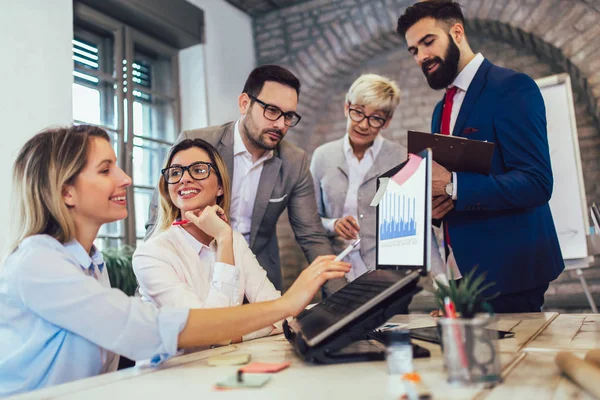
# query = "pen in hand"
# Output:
<box><xmin>334</xmin><ymin>238</ymin><xmax>361</xmax><ymax>261</ymax></box>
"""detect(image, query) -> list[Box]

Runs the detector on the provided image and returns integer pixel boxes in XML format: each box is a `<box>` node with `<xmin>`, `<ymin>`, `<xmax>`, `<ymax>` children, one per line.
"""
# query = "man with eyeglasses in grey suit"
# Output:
<box><xmin>146</xmin><ymin>65</ymin><xmax>336</xmax><ymax>293</ymax></box>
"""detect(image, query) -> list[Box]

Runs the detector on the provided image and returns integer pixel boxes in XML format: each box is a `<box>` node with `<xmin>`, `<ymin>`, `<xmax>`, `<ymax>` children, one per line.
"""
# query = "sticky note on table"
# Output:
<box><xmin>216</xmin><ymin>373</ymin><xmax>271</xmax><ymax>389</ymax></box>
<box><xmin>207</xmin><ymin>352</ymin><xmax>251</xmax><ymax>366</ymax></box>
<box><xmin>239</xmin><ymin>361</ymin><xmax>291</xmax><ymax>373</ymax></box>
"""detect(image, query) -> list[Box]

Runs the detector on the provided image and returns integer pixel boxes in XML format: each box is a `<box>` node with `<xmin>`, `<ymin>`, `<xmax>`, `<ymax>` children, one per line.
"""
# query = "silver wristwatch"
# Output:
<box><xmin>445</xmin><ymin>175</ymin><xmax>453</xmax><ymax>197</ymax></box>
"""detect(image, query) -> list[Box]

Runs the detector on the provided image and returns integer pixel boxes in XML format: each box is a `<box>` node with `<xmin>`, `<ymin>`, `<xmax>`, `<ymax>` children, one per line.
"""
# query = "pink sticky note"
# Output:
<box><xmin>391</xmin><ymin>153</ymin><xmax>423</xmax><ymax>186</ymax></box>
<box><xmin>239</xmin><ymin>361</ymin><xmax>291</xmax><ymax>373</ymax></box>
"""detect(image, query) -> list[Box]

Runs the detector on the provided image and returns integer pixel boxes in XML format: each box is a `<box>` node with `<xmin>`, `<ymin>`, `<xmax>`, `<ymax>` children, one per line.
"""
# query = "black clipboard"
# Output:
<box><xmin>407</xmin><ymin>130</ymin><xmax>495</xmax><ymax>175</ymax></box>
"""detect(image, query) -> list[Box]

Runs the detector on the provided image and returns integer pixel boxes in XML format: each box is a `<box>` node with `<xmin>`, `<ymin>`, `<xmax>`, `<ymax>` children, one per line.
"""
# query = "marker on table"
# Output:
<box><xmin>334</xmin><ymin>238</ymin><xmax>361</xmax><ymax>261</ymax></box>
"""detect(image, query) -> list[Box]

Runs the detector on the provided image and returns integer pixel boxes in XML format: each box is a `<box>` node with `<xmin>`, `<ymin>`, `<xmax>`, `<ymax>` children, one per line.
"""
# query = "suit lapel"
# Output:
<box><xmin>250</xmin><ymin>155</ymin><xmax>282</xmax><ymax>248</ymax></box>
<box><xmin>453</xmin><ymin>59</ymin><xmax>492</xmax><ymax>137</ymax></box>
<box><xmin>364</xmin><ymin>139</ymin><xmax>398</xmax><ymax>183</ymax></box>
<box><xmin>432</xmin><ymin>100</ymin><xmax>444</xmax><ymax>133</ymax></box>
<box><xmin>363</xmin><ymin>153</ymin><xmax>383</xmax><ymax>184</ymax></box>
<box><xmin>336</xmin><ymin>139</ymin><xmax>349</xmax><ymax>178</ymax></box>
<box><xmin>218</xmin><ymin>122</ymin><xmax>235</xmax><ymax>176</ymax></box>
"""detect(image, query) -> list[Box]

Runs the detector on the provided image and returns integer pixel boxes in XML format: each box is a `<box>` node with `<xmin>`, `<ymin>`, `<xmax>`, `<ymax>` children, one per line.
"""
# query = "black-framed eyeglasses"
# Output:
<box><xmin>348</xmin><ymin>105</ymin><xmax>387</xmax><ymax>128</ymax></box>
<box><xmin>161</xmin><ymin>162</ymin><xmax>216</xmax><ymax>184</ymax></box>
<box><xmin>247</xmin><ymin>94</ymin><xmax>302</xmax><ymax>127</ymax></box>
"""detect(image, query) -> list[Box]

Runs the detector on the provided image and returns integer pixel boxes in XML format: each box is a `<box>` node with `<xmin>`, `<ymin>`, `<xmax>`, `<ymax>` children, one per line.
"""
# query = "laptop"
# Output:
<box><xmin>283</xmin><ymin>149</ymin><xmax>433</xmax><ymax>364</ymax></box>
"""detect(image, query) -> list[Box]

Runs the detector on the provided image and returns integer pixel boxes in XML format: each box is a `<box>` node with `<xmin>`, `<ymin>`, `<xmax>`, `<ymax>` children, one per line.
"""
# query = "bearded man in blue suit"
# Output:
<box><xmin>397</xmin><ymin>0</ymin><xmax>564</xmax><ymax>313</ymax></box>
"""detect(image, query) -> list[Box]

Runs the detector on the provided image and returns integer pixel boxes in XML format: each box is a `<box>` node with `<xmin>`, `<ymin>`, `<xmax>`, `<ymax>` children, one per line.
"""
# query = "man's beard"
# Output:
<box><xmin>242</xmin><ymin>113</ymin><xmax>283</xmax><ymax>151</ymax></box>
<box><xmin>422</xmin><ymin>34</ymin><xmax>460</xmax><ymax>90</ymax></box>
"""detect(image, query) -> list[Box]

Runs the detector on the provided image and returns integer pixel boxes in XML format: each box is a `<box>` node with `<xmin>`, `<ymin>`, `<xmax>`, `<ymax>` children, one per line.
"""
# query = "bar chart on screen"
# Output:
<box><xmin>380</xmin><ymin>192</ymin><xmax>417</xmax><ymax>240</ymax></box>
<box><xmin>377</xmin><ymin>157</ymin><xmax>427</xmax><ymax>266</ymax></box>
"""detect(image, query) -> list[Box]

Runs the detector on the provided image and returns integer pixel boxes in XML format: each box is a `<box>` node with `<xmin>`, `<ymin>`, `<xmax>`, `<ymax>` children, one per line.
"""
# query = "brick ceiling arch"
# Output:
<box><xmin>254</xmin><ymin>0</ymin><xmax>600</xmax><ymax>149</ymax></box>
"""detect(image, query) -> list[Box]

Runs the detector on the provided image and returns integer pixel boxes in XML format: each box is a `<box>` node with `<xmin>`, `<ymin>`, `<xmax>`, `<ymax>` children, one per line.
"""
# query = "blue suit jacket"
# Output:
<box><xmin>432</xmin><ymin>59</ymin><xmax>564</xmax><ymax>295</ymax></box>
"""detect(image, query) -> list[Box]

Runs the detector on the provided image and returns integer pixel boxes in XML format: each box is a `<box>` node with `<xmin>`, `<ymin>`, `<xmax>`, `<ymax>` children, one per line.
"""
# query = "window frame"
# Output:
<box><xmin>74</xmin><ymin>4</ymin><xmax>181</xmax><ymax>248</ymax></box>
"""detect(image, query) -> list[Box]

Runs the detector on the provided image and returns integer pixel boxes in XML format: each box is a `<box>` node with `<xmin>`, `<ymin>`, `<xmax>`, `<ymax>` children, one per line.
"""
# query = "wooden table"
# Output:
<box><xmin>480</xmin><ymin>313</ymin><xmax>600</xmax><ymax>399</ymax></box>
<box><xmin>8</xmin><ymin>312</ymin><xmax>598</xmax><ymax>400</ymax></box>
<box><xmin>523</xmin><ymin>314</ymin><xmax>600</xmax><ymax>353</ymax></box>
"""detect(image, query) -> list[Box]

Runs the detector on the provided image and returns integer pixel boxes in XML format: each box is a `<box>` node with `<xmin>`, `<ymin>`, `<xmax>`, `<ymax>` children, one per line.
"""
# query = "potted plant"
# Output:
<box><xmin>433</xmin><ymin>266</ymin><xmax>496</xmax><ymax>318</ymax></box>
<box><xmin>101</xmin><ymin>245</ymin><xmax>137</xmax><ymax>297</ymax></box>
<box><xmin>433</xmin><ymin>267</ymin><xmax>502</xmax><ymax>386</ymax></box>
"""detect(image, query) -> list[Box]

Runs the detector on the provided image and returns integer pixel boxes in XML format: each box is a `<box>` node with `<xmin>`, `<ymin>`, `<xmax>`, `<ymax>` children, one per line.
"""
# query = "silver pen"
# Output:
<box><xmin>334</xmin><ymin>238</ymin><xmax>361</xmax><ymax>261</ymax></box>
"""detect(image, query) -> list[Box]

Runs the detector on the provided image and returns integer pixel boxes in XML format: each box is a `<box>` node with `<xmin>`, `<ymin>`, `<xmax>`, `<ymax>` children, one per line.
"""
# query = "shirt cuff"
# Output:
<box><xmin>149</xmin><ymin>308</ymin><xmax>189</xmax><ymax>365</ymax></box>
<box><xmin>212</xmin><ymin>262</ymin><xmax>241</xmax><ymax>283</ymax></box>
<box><xmin>212</xmin><ymin>262</ymin><xmax>241</xmax><ymax>301</ymax></box>
<box><xmin>323</xmin><ymin>218</ymin><xmax>338</xmax><ymax>234</ymax></box>
<box><xmin>452</xmin><ymin>172</ymin><xmax>458</xmax><ymax>201</ymax></box>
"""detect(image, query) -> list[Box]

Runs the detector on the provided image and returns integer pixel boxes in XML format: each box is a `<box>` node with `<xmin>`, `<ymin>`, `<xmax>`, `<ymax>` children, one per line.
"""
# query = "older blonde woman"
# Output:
<box><xmin>311</xmin><ymin>74</ymin><xmax>446</xmax><ymax>297</ymax></box>
<box><xmin>133</xmin><ymin>138</ymin><xmax>282</xmax><ymax>342</ymax></box>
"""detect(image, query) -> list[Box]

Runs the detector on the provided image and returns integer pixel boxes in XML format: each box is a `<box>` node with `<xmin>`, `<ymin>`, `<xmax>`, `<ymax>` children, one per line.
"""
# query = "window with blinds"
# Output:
<box><xmin>72</xmin><ymin>9</ymin><xmax>180</xmax><ymax>250</ymax></box>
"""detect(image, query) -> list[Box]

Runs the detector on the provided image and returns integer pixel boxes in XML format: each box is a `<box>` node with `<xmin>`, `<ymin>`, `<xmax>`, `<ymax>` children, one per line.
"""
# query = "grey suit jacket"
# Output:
<box><xmin>311</xmin><ymin>136</ymin><xmax>407</xmax><ymax>273</ymax></box>
<box><xmin>146</xmin><ymin>121</ymin><xmax>334</xmax><ymax>290</ymax></box>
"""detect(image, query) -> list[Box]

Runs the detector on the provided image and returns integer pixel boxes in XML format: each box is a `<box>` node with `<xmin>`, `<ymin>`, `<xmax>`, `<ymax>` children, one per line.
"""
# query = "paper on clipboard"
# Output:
<box><xmin>370</xmin><ymin>178</ymin><xmax>389</xmax><ymax>206</ymax></box>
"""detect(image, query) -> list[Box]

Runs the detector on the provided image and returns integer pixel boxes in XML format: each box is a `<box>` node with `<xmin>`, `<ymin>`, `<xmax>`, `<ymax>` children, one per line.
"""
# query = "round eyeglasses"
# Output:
<box><xmin>348</xmin><ymin>106</ymin><xmax>387</xmax><ymax>128</ymax></box>
<box><xmin>247</xmin><ymin>94</ymin><xmax>302</xmax><ymax>127</ymax></box>
<box><xmin>161</xmin><ymin>162</ymin><xmax>215</xmax><ymax>184</ymax></box>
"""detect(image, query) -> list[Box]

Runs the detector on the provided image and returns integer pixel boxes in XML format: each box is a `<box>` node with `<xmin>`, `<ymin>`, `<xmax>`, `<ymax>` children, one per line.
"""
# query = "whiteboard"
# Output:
<box><xmin>536</xmin><ymin>74</ymin><xmax>588</xmax><ymax>260</ymax></box>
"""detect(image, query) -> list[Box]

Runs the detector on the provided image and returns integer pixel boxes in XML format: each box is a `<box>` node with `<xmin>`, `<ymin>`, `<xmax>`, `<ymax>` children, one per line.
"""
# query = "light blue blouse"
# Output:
<box><xmin>0</xmin><ymin>235</ymin><xmax>189</xmax><ymax>396</ymax></box>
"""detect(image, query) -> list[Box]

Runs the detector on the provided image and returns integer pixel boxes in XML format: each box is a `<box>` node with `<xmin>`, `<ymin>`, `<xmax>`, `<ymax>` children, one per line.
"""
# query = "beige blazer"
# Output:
<box><xmin>311</xmin><ymin>136</ymin><xmax>446</xmax><ymax>283</ymax></box>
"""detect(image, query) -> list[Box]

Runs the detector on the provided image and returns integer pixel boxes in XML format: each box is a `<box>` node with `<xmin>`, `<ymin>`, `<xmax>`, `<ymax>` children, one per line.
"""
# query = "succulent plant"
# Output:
<box><xmin>434</xmin><ymin>266</ymin><xmax>498</xmax><ymax>318</ymax></box>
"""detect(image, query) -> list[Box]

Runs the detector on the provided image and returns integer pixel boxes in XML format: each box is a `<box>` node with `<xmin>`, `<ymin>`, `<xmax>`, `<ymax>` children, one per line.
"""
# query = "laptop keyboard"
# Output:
<box><xmin>290</xmin><ymin>269</ymin><xmax>420</xmax><ymax>347</ymax></box>
<box><xmin>318</xmin><ymin>273</ymin><xmax>400</xmax><ymax>316</ymax></box>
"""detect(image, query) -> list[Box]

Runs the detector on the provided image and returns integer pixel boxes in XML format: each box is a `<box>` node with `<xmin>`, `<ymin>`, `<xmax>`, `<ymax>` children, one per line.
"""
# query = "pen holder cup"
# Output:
<box><xmin>437</xmin><ymin>315</ymin><xmax>502</xmax><ymax>387</ymax></box>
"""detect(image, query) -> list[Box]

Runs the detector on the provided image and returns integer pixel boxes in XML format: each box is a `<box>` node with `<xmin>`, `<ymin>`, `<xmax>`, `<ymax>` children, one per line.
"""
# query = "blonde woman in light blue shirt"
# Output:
<box><xmin>0</xmin><ymin>125</ymin><xmax>350</xmax><ymax>397</ymax></box>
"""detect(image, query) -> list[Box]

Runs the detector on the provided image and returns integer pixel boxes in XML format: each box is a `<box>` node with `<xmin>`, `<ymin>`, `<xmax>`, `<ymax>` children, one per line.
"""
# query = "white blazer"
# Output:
<box><xmin>133</xmin><ymin>226</ymin><xmax>281</xmax><ymax>341</ymax></box>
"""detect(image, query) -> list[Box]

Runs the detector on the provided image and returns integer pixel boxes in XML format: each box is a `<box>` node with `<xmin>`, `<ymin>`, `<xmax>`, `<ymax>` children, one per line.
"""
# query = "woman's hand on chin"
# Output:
<box><xmin>184</xmin><ymin>205</ymin><xmax>231</xmax><ymax>242</ymax></box>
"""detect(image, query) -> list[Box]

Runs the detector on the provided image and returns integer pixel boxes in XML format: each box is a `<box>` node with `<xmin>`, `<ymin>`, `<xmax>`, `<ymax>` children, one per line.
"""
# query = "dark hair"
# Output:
<box><xmin>397</xmin><ymin>0</ymin><xmax>465</xmax><ymax>37</ymax></box>
<box><xmin>242</xmin><ymin>64</ymin><xmax>301</xmax><ymax>98</ymax></box>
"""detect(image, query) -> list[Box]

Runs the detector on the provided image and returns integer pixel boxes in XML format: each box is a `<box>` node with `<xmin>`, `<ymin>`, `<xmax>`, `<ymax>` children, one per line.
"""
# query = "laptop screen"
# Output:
<box><xmin>376</xmin><ymin>149</ymin><xmax>432</xmax><ymax>271</ymax></box>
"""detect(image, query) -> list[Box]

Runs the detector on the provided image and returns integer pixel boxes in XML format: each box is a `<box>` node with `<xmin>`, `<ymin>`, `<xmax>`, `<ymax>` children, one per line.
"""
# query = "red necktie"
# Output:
<box><xmin>440</xmin><ymin>86</ymin><xmax>458</xmax><ymax>255</ymax></box>
<box><xmin>440</xmin><ymin>86</ymin><xmax>458</xmax><ymax>135</ymax></box>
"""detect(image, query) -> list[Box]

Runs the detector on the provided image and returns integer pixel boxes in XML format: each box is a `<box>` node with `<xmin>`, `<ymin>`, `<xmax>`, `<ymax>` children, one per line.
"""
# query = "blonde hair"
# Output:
<box><xmin>152</xmin><ymin>139</ymin><xmax>231</xmax><ymax>237</ymax></box>
<box><xmin>345</xmin><ymin>74</ymin><xmax>401</xmax><ymax>116</ymax></box>
<box><xmin>9</xmin><ymin>125</ymin><xmax>110</xmax><ymax>252</ymax></box>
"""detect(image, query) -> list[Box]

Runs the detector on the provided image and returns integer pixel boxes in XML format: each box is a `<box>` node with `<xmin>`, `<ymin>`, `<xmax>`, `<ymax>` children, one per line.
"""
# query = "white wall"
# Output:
<box><xmin>179</xmin><ymin>44</ymin><xmax>209</xmax><ymax>130</ymax></box>
<box><xmin>0</xmin><ymin>0</ymin><xmax>74</xmax><ymax>255</ymax></box>
<box><xmin>182</xmin><ymin>0</ymin><xmax>256</xmax><ymax>128</ymax></box>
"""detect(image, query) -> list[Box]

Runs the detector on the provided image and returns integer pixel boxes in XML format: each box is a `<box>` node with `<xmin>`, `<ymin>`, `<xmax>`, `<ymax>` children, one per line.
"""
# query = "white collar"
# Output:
<box><xmin>451</xmin><ymin>53</ymin><xmax>484</xmax><ymax>92</ymax></box>
<box><xmin>177</xmin><ymin>225</ymin><xmax>214</xmax><ymax>255</ymax></box>
<box><xmin>342</xmin><ymin>133</ymin><xmax>384</xmax><ymax>160</ymax></box>
<box><xmin>64</xmin><ymin>240</ymin><xmax>104</xmax><ymax>272</ymax></box>
<box><xmin>233</xmin><ymin>120</ymin><xmax>274</xmax><ymax>162</ymax></box>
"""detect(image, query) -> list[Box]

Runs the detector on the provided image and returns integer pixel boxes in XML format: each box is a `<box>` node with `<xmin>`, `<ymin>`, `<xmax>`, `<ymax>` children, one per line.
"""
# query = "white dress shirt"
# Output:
<box><xmin>229</xmin><ymin>121</ymin><xmax>274</xmax><ymax>243</ymax></box>
<box><xmin>325</xmin><ymin>134</ymin><xmax>383</xmax><ymax>281</ymax></box>
<box><xmin>448</xmin><ymin>53</ymin><xmax>485</xmax><ymax>134</ymax></box>
<box><xmin>133</xmin><ymin>226</ymin><xmax>281</xmax><ymax>341</ymax></box>
<box><xmin>0</xmin><ymin>235</ymin><xmax>188</xmax><ymax>396</ymax></box>
<box><xmin>447</xmin><ymin>52</ymin><xmax>485</xmax><ymax>199</ymax></box>
<box><xmin>438</xmin><ymin>52</ymin><xmax>485</xmax><ymax>280</ymax></box>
